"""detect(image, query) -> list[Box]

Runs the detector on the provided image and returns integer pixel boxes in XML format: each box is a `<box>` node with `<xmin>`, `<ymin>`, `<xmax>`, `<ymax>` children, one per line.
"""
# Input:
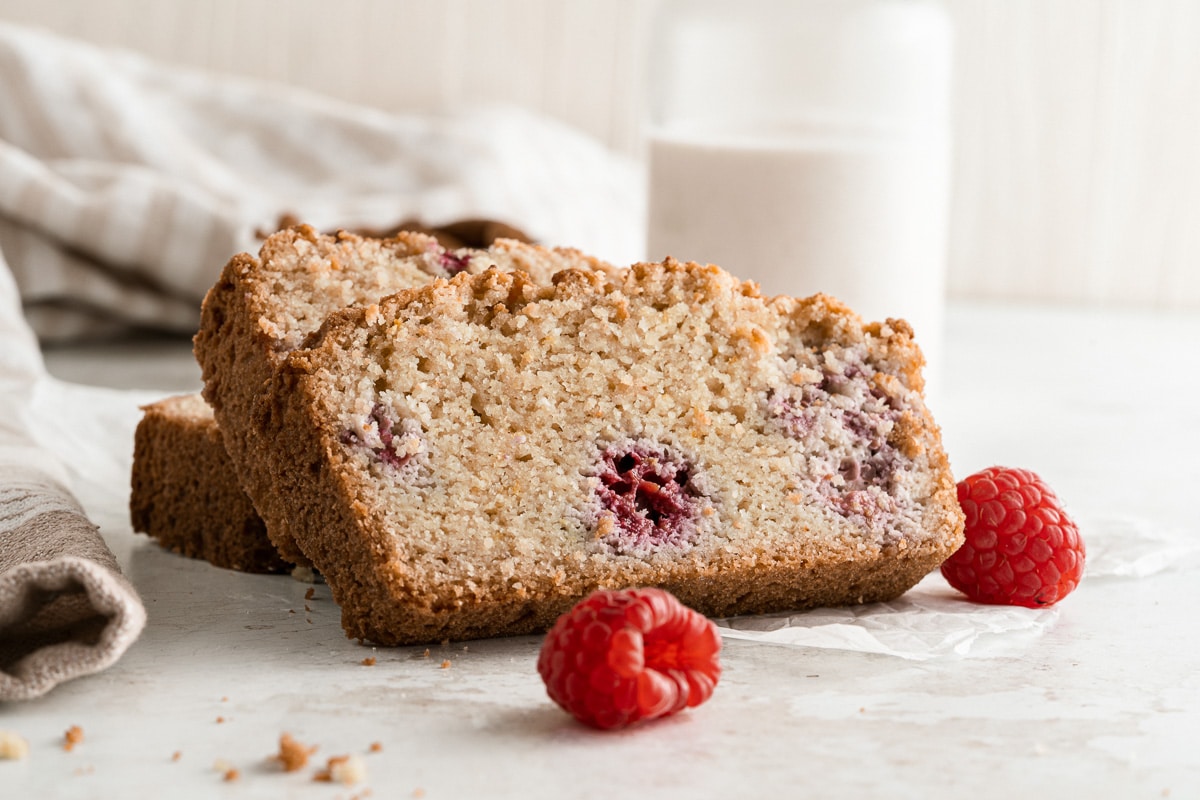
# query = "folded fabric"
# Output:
<box><xmin>0</xmin><ymin>21</ymin><xmax>642</xmax><ymax>342</ymax></box>
<box><xmin>0</xmin><ymin>468</ymin><xmax>146</xmax><ymax>702</ymax></box>
<box><xmin>0</xmin><ymin>246</ymin><xmax>146</xmax><ymax>701</ymax></box>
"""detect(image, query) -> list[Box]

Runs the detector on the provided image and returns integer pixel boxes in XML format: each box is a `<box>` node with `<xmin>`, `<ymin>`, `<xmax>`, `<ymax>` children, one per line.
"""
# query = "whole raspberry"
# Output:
<box><xmin>537</xmin><ymin>588</ymin><xmax>721</xmax><ymax>730</ymax></box>
<box><xmin>941</xmin><ymin>466</ymin><xmax>1085</xmax><ymax>607</ymax></box>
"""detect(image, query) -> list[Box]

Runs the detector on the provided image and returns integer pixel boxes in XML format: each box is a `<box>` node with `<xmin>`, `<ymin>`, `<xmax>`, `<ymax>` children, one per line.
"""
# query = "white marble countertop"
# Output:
<box><xmin>9</xmin><ymin>301</ymin><xmax>1200</xmax><ymax>798</ymax></box>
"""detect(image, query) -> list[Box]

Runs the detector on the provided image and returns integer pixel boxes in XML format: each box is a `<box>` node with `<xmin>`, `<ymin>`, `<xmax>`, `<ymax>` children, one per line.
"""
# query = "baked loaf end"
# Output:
<box><xmin>264</xmin><ymin>260</ymin><xmax>964</xmax><ymax>645</ymax></box>
<box><xmin>130</xmin><ymin>394</ymin><xmax>290</xmax><ymax>573</ymax></box>
<box><xmin>194</xmin><ymin>226</ymin><xmax>613</xmax><ymax>564</ymax></box>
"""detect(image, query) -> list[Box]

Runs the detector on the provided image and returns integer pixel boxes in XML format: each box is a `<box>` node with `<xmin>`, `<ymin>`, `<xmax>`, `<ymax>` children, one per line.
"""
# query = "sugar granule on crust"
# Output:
<box><xmin>275</xmin><ymin>732</ymin><xmax>317</xmax><ymax>772</ymax></box>
<box><xmin>0</xmin><ymin>731</ymin><xmax>30</xmax><ymax>760</ymax></box>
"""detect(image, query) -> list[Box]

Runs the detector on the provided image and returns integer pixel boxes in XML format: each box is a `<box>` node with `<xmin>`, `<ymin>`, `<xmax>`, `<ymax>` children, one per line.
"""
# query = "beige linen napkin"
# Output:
<box><xmin>0</xmin><ymin>251</ymin><xmax>145</xmax><ymax>702</ymax></box>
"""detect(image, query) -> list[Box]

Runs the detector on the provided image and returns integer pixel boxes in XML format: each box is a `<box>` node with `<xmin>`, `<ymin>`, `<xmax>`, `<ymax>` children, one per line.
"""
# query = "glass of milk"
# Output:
<box><xmin>645</xmin><ymin>0</ymin><xmax>953</xmax><ymax>391</ymax></box>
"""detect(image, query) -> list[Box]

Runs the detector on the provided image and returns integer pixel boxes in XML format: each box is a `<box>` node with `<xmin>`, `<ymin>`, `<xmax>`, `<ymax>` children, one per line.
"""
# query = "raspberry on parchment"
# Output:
<box><xmin>941</xmin><ymin>466</ymin><xmax>1085</xmax><ymax>607</ymax></box>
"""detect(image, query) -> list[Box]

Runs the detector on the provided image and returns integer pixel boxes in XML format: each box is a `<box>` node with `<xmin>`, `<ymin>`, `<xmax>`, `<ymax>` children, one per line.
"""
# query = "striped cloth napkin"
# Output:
<box><xmin>0</xmin><ymin>21</ymin><xmax>642</xmax><ymax>342</ymax></box>
<box><xmin>0</xmin><ymin>254</ymin><xmax>145</xmax><ymax>702</ymax></box>
<box><xmin>0</xmin><ymin>21</ymin><xmax>640</xmax><ymax>698</ymax></box>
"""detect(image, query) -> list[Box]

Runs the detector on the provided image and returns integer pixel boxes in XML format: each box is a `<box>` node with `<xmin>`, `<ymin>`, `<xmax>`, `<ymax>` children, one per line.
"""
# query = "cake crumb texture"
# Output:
<box><xmin>258</xmin><ymin>259</ymin><xmax>963</xmax><ymax>645</ymax></box>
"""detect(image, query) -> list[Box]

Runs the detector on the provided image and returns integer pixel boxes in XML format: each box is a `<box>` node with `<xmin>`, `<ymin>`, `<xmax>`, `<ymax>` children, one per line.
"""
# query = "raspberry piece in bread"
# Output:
<box><xmin>260</xmin><ymin>260</ymin><xmax>964</xmax><ymax>645</ymax></box>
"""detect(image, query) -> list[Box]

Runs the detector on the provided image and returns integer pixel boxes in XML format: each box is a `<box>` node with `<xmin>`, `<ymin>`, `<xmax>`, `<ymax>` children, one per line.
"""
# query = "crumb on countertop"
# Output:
<box><xmin>361</xmin><ymin>657</ymin><xmax>377</xmax><ymax>666</ymax></box>
<box><xmin>440</xmin><ymin>659</ymin><xmax>451</xmax><ymax>669</ymax></box>
<box><xmin>314</xmin><ymin>753</ymin><xmax>367</xmax><ymax>785</ymax></box>
<box><xmin>291</xmin><ymin>565</ymin><xmax>317</xmax><ymax>583</ymax></box>
<box><xmin>213</xmin><ymin>759</ymin><xmax>239</xmax><ymax>781</ymax></box>
<box><xmin>0</xmin><ymin>731</ymin><xmax>30</xmax><ymax>760</ymax></box>
<box><xmin>63</xmin><ymin>725</ymin><xmax>84</xmax><ymax>752</ymax></box>
<box><xmin>275</xmin><ymin>732</ymin><xmax>317</xmax><ymax>773</ymax></box>
<box><xmin>368</xmin><ymin>742</ymin><xmax>383</xmax><ymax>753</ymax></box>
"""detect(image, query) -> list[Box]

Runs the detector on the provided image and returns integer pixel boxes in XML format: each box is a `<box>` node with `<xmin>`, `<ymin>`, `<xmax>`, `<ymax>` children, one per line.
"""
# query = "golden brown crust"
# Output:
<box><xmin>266</xmin><ymin>262</ymin><xmax>963</xmax><ymax>645</ymax></box>
<box><xmin>195</xmin><ymin>249</ymin><xmax>309</xmax><ymax>563</ymax></box>
<box><xmin>130</xmin><ymin>395</ymin><xmax>290</xmax><ymax>574</ymax></box>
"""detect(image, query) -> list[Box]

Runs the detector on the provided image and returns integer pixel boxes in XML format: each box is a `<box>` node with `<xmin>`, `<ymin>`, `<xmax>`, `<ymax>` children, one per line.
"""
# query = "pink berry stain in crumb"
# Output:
<box><xmin>339</xmin><ymin>403</ymin><xmax>422</xmax><ymax>471</ymax></box>
<box><xmin>594</xmin><ymin>442</ymin><xmax>705</xmax><ymax>553</ymax></box>
<box><xmin>769</xmin><ymin>358</ymin><xmax>906</xmax><ymax>520</ymax></box>
<box><xmin>439</xmin><ymin>250</ymin><xmax>471</xmax><ymax>276</ymax></box>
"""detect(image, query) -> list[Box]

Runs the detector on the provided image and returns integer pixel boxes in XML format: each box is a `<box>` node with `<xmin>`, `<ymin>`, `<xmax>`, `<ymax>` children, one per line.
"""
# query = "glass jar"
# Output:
<box><xmin>645</xmin><ymin>0</ymin><xmax>953</xmax><ymax>388</ymax></box>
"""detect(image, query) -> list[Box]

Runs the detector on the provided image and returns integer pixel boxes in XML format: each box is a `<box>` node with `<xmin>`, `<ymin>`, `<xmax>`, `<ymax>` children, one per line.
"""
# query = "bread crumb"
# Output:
<box><xmin>422</xmin><ymin>649</ymin><xmax>430</xmax><ymax>659</ymax></box>
<box><xmin>440</xmin><ymin>659</ymin><xmax>452</xmax><ymax>669</ymax></box>
<box><xmin>224</xmin><ymin>768</ymin><xmax>240</xmax><ymax>782</ymax></box>
<box><xmin>275</xmin><ymin>732</ymin><xmax>317</xmax><ymax>772</ymax></box>
<box><xmin>216</xmin><ymin>716</ymin><xmax>226</xmax><ymax>724</ymax></box>
<box><xmin>314</xmin><ymin>753</ymin><xmax>367</xmax><ymax>785</ymax></box>
<box><xmin>63</xmin><ymin>725</ymin><xmax>84</xmax><ymax>752</ymax></box>
<box><xmin>305</xmin><ymin>587</ymin><xmax>316</xmax><ymax>601</ymax></box>
<box><xmin>171</xmin><ymin>750</ymin><xmax>182</xmax><ymax>762</ymax></box>
<box><xmin>214</xmin><ymin>758</ymin><xmax>237</xmax><ymax>779</ymax></box>
<box><xmin>0</xmin><ymin>731</ymin><xmax>30</xmax><ymax>760</ymax></box>
<box><xmin>290</xmin><ymin>565</ymin><xmax>317</xmax><ymax>583</ymax></box>
<box><xmin>413</xmin><ymin>788</ymin><xmax>426</xmax><ymax>798</ymax></box>
<box><xmin>361</xmin><ymin>657</ymin><xmax>377</xmax><ymax>666</ymax></box>
<box><xmin>368</xmin><ymin>742</ymin><xmax>383</xmax><ymax>753</ymax></box>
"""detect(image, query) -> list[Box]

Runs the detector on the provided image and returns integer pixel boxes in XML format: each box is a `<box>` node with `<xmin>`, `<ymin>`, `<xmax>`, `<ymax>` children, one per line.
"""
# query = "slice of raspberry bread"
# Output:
<box><xmin>131</xmin><ymin>394</ymin><xmax>289</xmax><ymax>573</ymax></box>
<box><xmin>259</xmin><ymin>262</ymin><xmax>964</xmax><ymax>646</ymax></box>
<box><xmin>194</xmin><ymin>226</ymin><xmax>613</xmax><ymax>564</ymax></box>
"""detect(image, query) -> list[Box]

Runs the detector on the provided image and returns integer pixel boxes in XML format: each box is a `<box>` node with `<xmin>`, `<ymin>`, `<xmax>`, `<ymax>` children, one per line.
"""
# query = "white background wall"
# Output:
<box><xmin>2</xmin><ymin>0</ymin><xmax>1198</xmax><ymax>310</ymax></box>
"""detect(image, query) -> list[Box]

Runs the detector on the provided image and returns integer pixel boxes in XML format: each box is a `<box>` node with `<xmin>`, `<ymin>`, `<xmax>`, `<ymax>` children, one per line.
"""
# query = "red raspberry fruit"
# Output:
<box><xmin>537</xmin><ymin>588</ymin><xmax>721</xmax><ymax>730</ymax></box>
<box><xmin>941</xmin><ymin>466</ymin><xmax>1085</xmax><ymax>607</ymax></box>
